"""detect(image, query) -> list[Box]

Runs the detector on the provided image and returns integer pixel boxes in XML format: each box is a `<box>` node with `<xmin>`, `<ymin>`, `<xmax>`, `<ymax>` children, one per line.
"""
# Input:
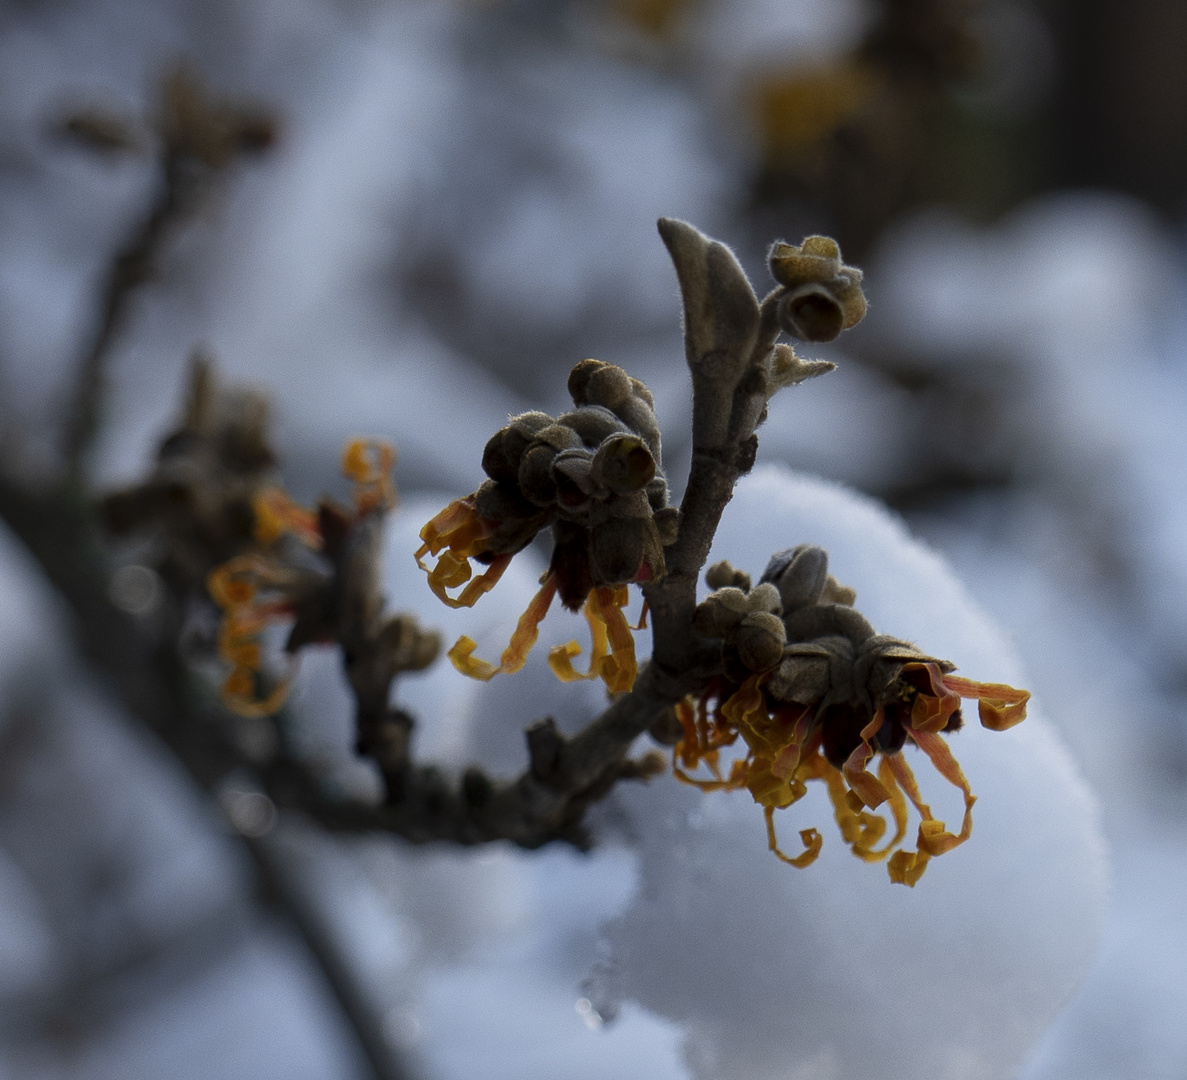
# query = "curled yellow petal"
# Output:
<box><xmin>841</xmin><ymin>708</ymin><xmax>892</xmax><ymax>809</ymax></box>
<box><xmin>887</xmin><ymin>848</ymin><xmax>931</xmax><ymax>887</ymax></box>
<box><xmin>770</xmin><ymin>711</ymin><xmax>812</xmax><ymax>780</ymax></box>
<box><xmin>416</xmin><ymin>497</ymin><xmax>505</xmax><ymax>608</ymax></box>
<box><xmin>908</xmin><ymin>729</ymin><xmax>976</xmax><ymax>856</ymax></box>
<box><xmin>942</xmin><ymin>675</ymin><xmax>1031</xmax><ymax>730</ymax></box>
<box><xmin>871</xmin><ymin>753</ymin><xmax>909</xmax><ymax>856</ymax></box>
<box><xmin>595</xmin><ymin>586</ymin><xmax>637</xmax><ymax>693</ymax></box>
<box><xmin>222</xmin><ymin>671</ymin><xmax>292</xmax><ymax>719</ymax></box>
<box><xmin>447</xmin><ymin>574</ymin><xmax>558</xmax><ymax>681</ymax></box>
<box><xmin>765</xmin><ymin>807</ymin><xmax>822</xmax><ymax>868</ymax></box>
<box><xmin>547</xmin><ymin>585</ymin><xmax>637</xmax><ymax>693</ymax></box>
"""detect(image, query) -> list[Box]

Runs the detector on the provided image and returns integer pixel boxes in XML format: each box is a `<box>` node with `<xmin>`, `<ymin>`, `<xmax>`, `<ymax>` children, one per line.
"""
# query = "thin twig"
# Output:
<box><xmin>62</xmin><ymin>152</ymin><xmax>199</xmax><ymax>480</ymax></box>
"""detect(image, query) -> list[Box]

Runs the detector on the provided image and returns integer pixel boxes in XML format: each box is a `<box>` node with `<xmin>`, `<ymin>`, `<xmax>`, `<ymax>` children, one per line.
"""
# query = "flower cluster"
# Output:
<box><xmin>208</xmin><ymin>439</ymin><xmax>438</xmax><ymax>718</ymax></box>
<box><xmin>677</xmin><ymin>545</ymin><xmax>1029</xmax><ymax>885</ymax></box>
<box><xmin>416</xmin><ymin>359</ymin><xmax>677</xmax><ymax>692</ymax></box>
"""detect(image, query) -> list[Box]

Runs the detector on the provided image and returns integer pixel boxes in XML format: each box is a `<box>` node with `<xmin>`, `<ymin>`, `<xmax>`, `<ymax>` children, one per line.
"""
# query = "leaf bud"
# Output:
<box><xmin>761</xmin><ymin>544</ymin><xmax>829</xmax><ymax>611</ymax></box>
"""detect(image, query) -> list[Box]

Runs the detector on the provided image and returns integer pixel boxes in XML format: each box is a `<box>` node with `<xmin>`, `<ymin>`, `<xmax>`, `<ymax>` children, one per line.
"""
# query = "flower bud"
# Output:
<box><xmin>778</xmin><ymin>286</ymin><xmax>844</xmax><ymax>342</ymax></box>
<box><xmin>552</xmin><ymin>448</ymin><xmax>597</xmax><ymax>507</ymax></box>
<box><xmin>768</xmin><ymin>236</ymin><xmax>867</xmax><ymax>342</ymax></box>
<box><xmin>518</xmin><ymin>444</ymin><xmax>559</xmax><ymax>507</ymax></box>
<box><xmin>692</xmin><ymin>587</ymin><xmax>750</xmax><ymax>636</ymax></box>
<box><xmin>705</xmin><ymin>560</ymin><xmax>751</xmax><ymax>592</ymax></box>
<box><xmin>747</xmin><ymin>582</ymin><xmax>782</xmax><ymax>615</ymax></box>
<box><xmin>768</xmin><ymin>236</ymin><xmax>841</xmax><ymax>287</ymax></box>
<box><xmin>591</xmin><ymin>434</ymin><xmax>656</xmax><ymax>495</ymax></box>
<box><xmin>766</xmin><ymin>649</ymin><xmax>832</xmax><ymax>704</ymax></box>
<box><xmin>534</xmin><ymin>424</ymin><xmax>584</xmax><ymax>453</ymax></box>
<box><xmin>590</xmin><ymin>517</ymin><xmax>647</xmax><ymax>585</ymax></box>
<box><xmin>761</xmin><ymin>544</ymin><xmax>829</xmax><ymax>611</ymax></box>
<box><xmin>653</xmin><ymin>506</ymin><xmax>680</xmax><ymax>546</ymax></box>
<box><xmin>482</xmin><ymin>411</ymin><xmax>553</xmax><ymax>484</ymax></box>
<box><xmin>557</xmin><ymin>405</ymin><xmax>629</xmax><ymax>448</ymax></box>
<box><xmin>569</xmin><ymin>359</ymin><xmax>632</xmax><ymax>409</ymax></box>
<box><xmin>734</xmin><ymin>611</ymin><xmax>786</xmax><ymax>672</ymax></box>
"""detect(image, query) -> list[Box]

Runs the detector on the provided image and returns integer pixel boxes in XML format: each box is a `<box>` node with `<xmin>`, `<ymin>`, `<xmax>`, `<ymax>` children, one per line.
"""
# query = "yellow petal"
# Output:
<box><xmin>447</xmin><ymin>574</ymin><xmax>558</xmax><ymax>681</ymax></box>
<box><xmin>887</xmin><ymin>848</ymin><xmax>930</xmax><ymax>887</ymax></box>
<box><xmin>841</xmin><ymin>708</ymin><xmax>892</xmax><ymax>809</ymax></box>
<box><xmin>447</xmin><ymin>636</ymin><xmax>501</xmax><ymax>681</ymax></box>
<box><xmin>765</xmin><ymin>807</ymin><xmax>823</xmax><ymax>868</ymax></box>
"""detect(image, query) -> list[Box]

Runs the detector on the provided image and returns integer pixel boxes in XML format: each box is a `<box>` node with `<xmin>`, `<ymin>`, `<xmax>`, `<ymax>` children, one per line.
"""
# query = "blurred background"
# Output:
<box><xmin>1</xmin><ymin>0</ymin><xmax>1186</xmax><ymax>1076</ymax></box>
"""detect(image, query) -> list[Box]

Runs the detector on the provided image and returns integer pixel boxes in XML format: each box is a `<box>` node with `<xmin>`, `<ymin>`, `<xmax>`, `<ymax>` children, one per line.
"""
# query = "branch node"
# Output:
<box><xmin>526</xmin><ymin>717</ymin><xmax>565</xmax><ymax>783</ymax></box>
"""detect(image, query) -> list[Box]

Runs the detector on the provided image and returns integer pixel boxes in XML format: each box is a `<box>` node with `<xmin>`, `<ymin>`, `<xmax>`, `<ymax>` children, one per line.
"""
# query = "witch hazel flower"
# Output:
<box><xmin>676</xmin><ymin>544</ymin><xmax>1029</xmax><ymax>885</ymax></box>
<box><xmin>209</xmin><ymin>438</ymin><xmax>437</xmax><ymax>718</ymax></box>
<box><xmin>415</xmin><ymin>359</ymin><xmax>678</xmax><ymax>693</ymax></box>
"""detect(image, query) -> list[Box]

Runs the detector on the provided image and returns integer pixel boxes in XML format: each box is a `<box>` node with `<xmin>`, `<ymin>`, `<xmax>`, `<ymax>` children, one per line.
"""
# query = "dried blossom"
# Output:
<box><xmin>676</xmin><ymin>544</ymin><xmax>1029</xmax><ymax>884</ymax></box>
<box><xmin>207</xmin><ymin>438</ymin><xmax>436</xmax><ymax>718</ymax></box>
<box><xmin>417</xmin><ymin>359</ymin><xmax>676</xmax><ymax>692</ymax></box>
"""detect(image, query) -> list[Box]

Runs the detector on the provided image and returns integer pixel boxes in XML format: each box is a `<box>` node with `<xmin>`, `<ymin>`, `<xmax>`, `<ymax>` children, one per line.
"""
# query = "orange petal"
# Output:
<box><xmin>632</xmin><ymin>600</ymin><xmax>649</xmax><ymax>631</ymax></box>
<box><xmin>942</xmin><ymin>675</ymin><xmax>1031</xmax><ymax>730</ymax></box>
<box><xmin>907</xmin><ymin>729</ymin><xmax>976</xmax><ymax>856</ymax></box>
<box><xmin>841</xmin><ymin>708</ymin><xmax>892</xmax><ymax>809</ymax></box>
<box><xmin>222</xmin><ymin>674</ymin><xmax>292</xmax><ymax>719</ymax></box>
<box><xmin>905</xmin><ymin>662</ymin><xmax>962</xmax><ymax>732</ymax></box>
<box><xmin>447</xmin><ymin>636</ymin><xmax>500</xmax><ymax>681</ymax></box>
<box><xmin>428</xmin><ymin>552</ymin><xmax>512</xmax><ymax>610</ymax></box>
<box><xmin>595</xmin><ymin>586</ymin><xmax>638</xmax><ymax>693</ymax></box>
<box><xmin>771</xmin><ymin>712</ymin><xmax>813</xmax><ymax>780</ymax></box>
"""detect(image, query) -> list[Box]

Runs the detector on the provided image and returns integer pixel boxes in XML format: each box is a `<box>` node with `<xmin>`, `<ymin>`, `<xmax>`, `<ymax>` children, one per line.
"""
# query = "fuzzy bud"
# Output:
<box><xmin>734</xmin><ymin>611</ymin><xmax>787</xmax><ymax>672</ymax></box>
<box><xmin>761</xmin><ymin>544</ymin><xmax>829</xmax><ymax>611</ymax></box>
<box><xmin>482</xmin><ymin>411</ymin><xmax>553</xmax><ymax>484</ymax></box>
<box><xmin>589</xmin><ymin>517</ymin><xmax>648</xmax><ymax>585</ymax></box>
<box><xmin>591</xmin><ymin>434</ymin><xmax>656</xmax><ymax>495</ymax></box>
<box><xmin>768</xmin><ymin>236</ymin><xmax>867</xmax><ymax>342</ymax></box>
<box><xmin>518</xmin><ymin>444</ymin><xmax>559</xmax><ymax>507</ymax></box>
<box><xmin>705</xmin><ymin>560</ymin><xmax>751</xmax><ymax>592</ymax></box>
